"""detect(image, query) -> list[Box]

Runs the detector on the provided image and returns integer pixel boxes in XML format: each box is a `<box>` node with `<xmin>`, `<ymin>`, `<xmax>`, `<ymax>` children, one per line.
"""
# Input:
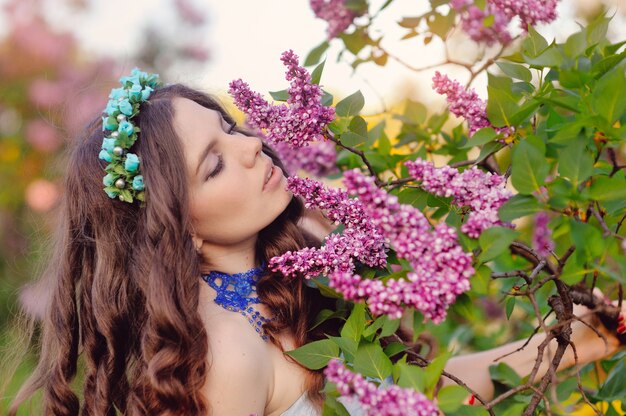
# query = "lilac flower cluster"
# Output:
<box><xmin>269</xmin><ymin>176</ymin><xmax>388</xmax><ymax>279</ymax></box>
<box><xmin>271</xmin><ymin>140</ymin><xmax>338</xmax><ymax>177</ymax></box>
<box><xmin>310</xmin><ymin>0</ymin><xmax>358</xmax><ymax>39</ymax></box>
<box><xmin>341</xmin><ymin>170</ymin><xmax>474</xmax><ymax>321</ymax></box>
<box><xmin>450</xmin><ymin>0</ymin><xmax>512</xmax><ymax>45</ymax></box>
<box><xmin>451</xmin><ymin>0</ymin><xmax>560</xmax><ymax>45</ymax></box>
<box><xmin>491</xmin><ymin>0</ymin><xmax>559</xmax><ymax>30</ymax></box>
<box><xmin>229</xmin><ymin>50</ymin><xmax>335</xmax><ymax>148</ymax></box>
<box><xmin>432</xmin><ymin>71</ymin><xmax>510</xmax><ymax>136</ymax></box>
<box><xmin>532</xmin><ymin>212</ymin><xmax>554</xmax><ymax>257</ymax></box>
<box><xmin>324</xmin><ymin>359</ymin><xmax>439</xmax><ymax>416</ymax></box>
<box><xmin>405</xmin><ymin>158</ymin><xmax>512</xmax><ymax>238</ymax></box>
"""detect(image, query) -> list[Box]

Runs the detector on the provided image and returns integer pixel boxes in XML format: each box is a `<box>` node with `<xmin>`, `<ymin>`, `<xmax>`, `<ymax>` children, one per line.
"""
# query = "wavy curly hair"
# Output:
<box><xmin>6</xmin><ymin>84</ymin><xmax>336</xmax><ymax>415</ymax></box>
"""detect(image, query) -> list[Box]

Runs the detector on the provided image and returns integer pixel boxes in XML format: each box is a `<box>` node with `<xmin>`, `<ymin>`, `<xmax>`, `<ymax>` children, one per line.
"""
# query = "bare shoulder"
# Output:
<box><xmin>201</xmin><ymin>312</ymin><xmax>273</xmax><ymax>415</ymax></box>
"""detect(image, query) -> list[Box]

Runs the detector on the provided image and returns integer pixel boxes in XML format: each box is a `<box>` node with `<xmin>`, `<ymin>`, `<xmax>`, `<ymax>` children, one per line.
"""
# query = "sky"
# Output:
<box><xmin>3</xmin><ymin>0</ymin><xmax>626</xmax><ymax>113</ymax></box>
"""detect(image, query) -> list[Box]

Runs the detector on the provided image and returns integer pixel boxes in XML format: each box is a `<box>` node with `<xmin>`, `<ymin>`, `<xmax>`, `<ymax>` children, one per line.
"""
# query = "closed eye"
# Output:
<box><xmin>227</xmin><ymin>122</ymin><xmax>237</xmax><ymax>134</ymax></box>
<box><xmin>206</xmin><ymin>154</ymin><xmax>223</xmax><ymax>181</ymax></box>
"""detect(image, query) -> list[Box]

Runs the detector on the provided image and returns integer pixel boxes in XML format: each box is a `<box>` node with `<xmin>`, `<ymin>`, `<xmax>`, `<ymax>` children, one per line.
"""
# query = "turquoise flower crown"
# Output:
<box><xmin>99</xmin><ymin>68</ymin><xmax>161</xmax><ymax>203</ymax></box>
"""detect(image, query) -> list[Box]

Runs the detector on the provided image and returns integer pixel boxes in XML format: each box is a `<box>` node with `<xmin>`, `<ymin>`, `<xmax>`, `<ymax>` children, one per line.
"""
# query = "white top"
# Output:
<box><xmin>279</xmin><ymin>393</ymin><xmax>364</xmax><ymax>416</ymax></box>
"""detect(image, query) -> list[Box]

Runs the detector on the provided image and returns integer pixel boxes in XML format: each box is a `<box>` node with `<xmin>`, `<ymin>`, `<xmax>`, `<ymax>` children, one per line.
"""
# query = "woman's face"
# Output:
<box><xmin>173</xmin><ymin>97</ymin><xmax>291</xmax><ymax>250</ymax></box>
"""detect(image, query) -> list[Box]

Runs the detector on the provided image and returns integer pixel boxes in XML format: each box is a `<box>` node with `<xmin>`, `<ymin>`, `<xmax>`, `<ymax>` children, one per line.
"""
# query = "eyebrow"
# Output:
<box><xmin>194</xmin><ymin>112</ymin><xmax>226</xmax><ymax>176</ymax></box>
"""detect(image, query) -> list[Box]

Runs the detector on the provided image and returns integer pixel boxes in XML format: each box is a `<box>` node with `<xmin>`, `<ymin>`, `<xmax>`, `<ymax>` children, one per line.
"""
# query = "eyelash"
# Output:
<box><xmin>206</xmin><ymin>155</ymin><xmax>223</xmax><ymax>181</ymax></box>
<box><xmin>204</xmin><ymin>121</ymin><xmax>235</xmax><ymax>181</ymax></box>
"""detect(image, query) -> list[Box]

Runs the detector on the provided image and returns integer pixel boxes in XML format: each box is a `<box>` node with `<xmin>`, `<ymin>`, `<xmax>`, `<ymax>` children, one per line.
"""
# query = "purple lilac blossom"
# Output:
<box><xmin>310</xmin><ymin>0</ymin><xmax>358</xmax><ymax>39</ymax></box>
<box><xmin>532</xmin><ymin>212</ymin><xmax>554</xmax><ymax>257</ymax></box>
<box><xmin>272</xmin><ymin>140</ymin><xmax>338</xmax><ymax>177</ymax></box>
<box><xmin>271</xmin><ymin>173</ymin><xmax>474</xmax><ymax>322</ymax></box>
<box><xmin>450</xmin><ymin>0</ymin><xmax>512</xmax><ymax>45</ymax></box>
<box><xmin>405</xmin><ymin>158</ymin><xmax>512</xmax><ymax>238</ymax></box>
<box><xmin>342</xmin><ymin>170</ymin><xmax>474</xmax><ymax>322</ymax></box>
<box><xmin>451</xmin><ymin>0</ymin><xmax>560</xmax><ymax>45</ymax></box>
<box><xmin>491</xmin><ymin>0</ymin><xmax>559</xmax><ymax>30</ymax></box>
<box><xmin>432</xmin><ymin>71</ymin><xmax>512</xmax><ymax>136</ymax></box>
<box><xmin>269</xmin><ymin>176</ymin><xmax>388</xmax><ymax>279</ymax></box>
<box><xmin>229</xmin><ymin>50</ymin><xmax>335</xmax><ymax>148</ymax></box>
<box><xmin>324</xmin><ymin>359</ymin><xmax>439</xmax><ymax>416</ymax></box>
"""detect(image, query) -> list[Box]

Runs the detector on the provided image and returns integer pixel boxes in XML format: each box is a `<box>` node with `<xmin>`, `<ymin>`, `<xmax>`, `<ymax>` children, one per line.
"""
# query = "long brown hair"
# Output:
<box><xmin>6</xmin><ymin>84</ymin><xmax>334</xmax><ymax>415</ymax></box>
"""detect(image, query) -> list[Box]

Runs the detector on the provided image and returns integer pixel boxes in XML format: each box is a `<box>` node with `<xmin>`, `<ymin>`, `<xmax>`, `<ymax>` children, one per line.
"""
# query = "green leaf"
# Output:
<box><xmin>336</xmin><ymin>90</ymin><xmax>365</xmax><ymax>117</ymax></box>
<box><xmin>505</xmin><ymin>297</ymin><xmax>516</xmax><ymax>319</ymax></box>
<box><xmin>564</xmin><ymin>30</ymin><xmax>588</xmax><ymax>58</ymax></box>
<box><xmin>476</xmin><ymin>141</ymin><xmax>504</xmax><ymax>164</ymax></box>
<box><xmin>471</xmin><ymin>265</ymin><xmax>491</xmax><ymax>295</ymax></box>
<box><xmin>589</xmin><ymin>175</ymin><xmax>626</xmax><ymax>202</ymax></box>
<box><xmin>398</xmin><ymin>16</ymin><xmax>422</xmax><ymax>29</ymax></box>
<box><xmin>427</xmin><ymin>11</ymin><xmax>454</xmax><ymax>39</ymax></box>
<box><xmin>311</xmin><ymin>60</ymin><xmax>326</xmax><ymax>85</ymax></box>
<box><xmin>383</xmin><ymin>342</ymin><xmax>408</xmax><ymax>358</ymax></box>
<box><xmin>592</xmin><ymin>50</ymin><xmax>626</xmax><ymax>78</ymax></box>
<box><xmin>285</xmin><ymin>339</ymin><xmax>339</xmax><ymax>370</ymax></box>
<box><xmin>341</xmin><ymin>303</ymin><xmax>366</xmax><ymax>342</ymax></box>
<box><xmin>525</xmin><ymin>44</ymin><xmax>563</xmax><ymax>67</ymax></box>
<box><xmin>269</xmin><ymin>89</ymin><xmax>289</xmax><ymax>101</ymax></box>
<box><xmin>489</xmin><ymin>362</ymin><xmax>522</xmax><ymax>388</ymax></box>
<box><xmin>498</xmin><ymin>194</ymin><xmax>541</xmax><ymax>221</ymax></box>
<box><xmin>348</xmin><ymin>115</ymin><xmax>368</xmax><ymax>136</ymax></box>
<box><xmin>340</xmin><ymin>131</ymin><xmax>367</xmax><ymax>148</ymax></box>
<box><xmin>478</xmin><ymin>226</ymin><xmax>519</xmax><ymax>263</ymax></box>
<box><xmin>487</xmin><ymin>77</ymin><xmax>518</xmax><ymax>127</ymax></box>
<box><xmin>522</xmin><ymin>26</ymin><xmax>548</xmax><ymax>58</ymax></box>
<box><xmin>510</xmin><ymin>137</ymin><xmax>549</xmax><ymax>195</ymax></box>
<box><xmin>460</xmin><ymin>127</ymin><xmax>496</xmax><ymax>149</ymax></box>
<box><xmin>394</xmin><ymin>362</ymin><xmax>426</xmax><ymax>391</ymax></box>
<box><xmin>438</xmin><ymin>385</ymin><xmax>468</xmax><ymax>413</ymax></box>
<box><xmin>570</xmin><ymin>220</ymin><xmax>605</xmax><ymax>264</ymax></box>
<box><xmin>557</xmin><ymin>136</ymin><xmax>594</xmax><ymax>186</ymax></box>
<box><xmin>379</xmin><ymin>316</ymin><xmax>401</xmax><ymax>337</ymax></box>
<box><xmin>329</xmin><ymin>336</ymin><xmax>358</xmax><ymax>361</ymax></box>
<box><xmin>340</xmin><ymin>30</ymin><xmax>368</xmax><ymax>55</ymax></box>
<box><xmin>496</xmin><ymin>62</ymin><xmax>532</xmax><ymax>82</ymax></box>
<box><xmin>597</xmin><ymin>360</ymin><xmax>626</xmax><ymax>401</ymax></box>
<box><xmin>304</xmin><ymin>41</ymin><xmax>330</xmax><ymax>66</ymax></box>
<box><xmin>322</xmin><ymin>395</ymin><xmax>351</xmax><ymax>416</ymax></box>
<box><xmin>560</xmin><ymin>261</ymin><xmax>593</xmax><ymax>285</ymax></box>
<box><xmin>354</xmin><ymin>342</ymin><xmax>393</xmax><ymax>380</ymax></box>
<box><xmin>591</xmin><ymin>64</ymin><xmax>626</xmax><ymax>124</ymax></box>
<box><xmin>425</xmin><ymin>351</ymin><xmax>451</xmax><ymax>390</ymax></box>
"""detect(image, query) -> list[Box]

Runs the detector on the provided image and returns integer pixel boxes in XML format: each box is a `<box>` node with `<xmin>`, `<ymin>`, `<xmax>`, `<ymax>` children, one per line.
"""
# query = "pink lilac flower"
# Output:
<box><xmin>270</xmin><ymin>176</ymin><xmax>388</xmax><ymax>279</ymax></box>
<box><xmin>324</xmin><ymin>359</ymin><xmax>439</xmax><ymax>416</ymax></box>
<box><xmin>532</xmin><ymin>212</ymin><xmax>554</xmax><ymax>257</ymax></box>
<box><xmin>451</xmin><ymin>0</ymin><xmax>560</xmax><ymax>45</ymax></box>
<box><xmin>342</xmin><ymin>170</ymin><xmax>474</xmax><ymax>322</ymax></box>
<box><xmin>432</xmin><ymin>71</ymin><xmax>509</xmax><ymax>136</ymax></box>
<box><xmin>229</xmin><ymin>50</ymin><xmax>335</xmax><ymax>148</ymax></box>
<box><xmin>271</xmin><ymin>172</ymin><xmax>474</xmax><ymax>322</ymax></box>
<box><xmin>405</xmin><ymin>158</ymin><xmax>512</xmax><ymax>238</ymax></box>
<box><xmin>450</xmin><ymin>0</ymin><xmax>512</xmax><ymax>46</ymax></box>
<box><xmin>272</xmin><ymin>137</ymin><xmax>338</xmax><ymax>177</ymax></box>
<box><xmin>490</xmin><ymin>0</ymin><xmax>559</xmax><ymax>30</ymax></box>
<box><xmin>310</xmin><ymin>0</ymin><xmax>358</xmax><ymax>39</ymax></box>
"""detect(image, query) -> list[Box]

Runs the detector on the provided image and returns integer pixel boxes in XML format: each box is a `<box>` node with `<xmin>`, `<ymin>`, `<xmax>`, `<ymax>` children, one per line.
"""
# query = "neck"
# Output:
<box><xmin>198</xmin><ymin>237</ymin><xmax>259</xmax><ymax>275</ymax></box>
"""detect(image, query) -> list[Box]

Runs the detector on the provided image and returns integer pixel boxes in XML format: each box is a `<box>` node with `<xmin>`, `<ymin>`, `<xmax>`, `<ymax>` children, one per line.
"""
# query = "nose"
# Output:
<box><xmin>239</xmin><ymin>134</ymin><xmax>262</xmax><ymax>168</ymax></box>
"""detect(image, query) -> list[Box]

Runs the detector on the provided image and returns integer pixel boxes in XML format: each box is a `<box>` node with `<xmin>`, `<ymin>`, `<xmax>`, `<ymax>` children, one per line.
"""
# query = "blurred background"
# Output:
<box><xmin>0</xmin><ymin>0</ymin><xmax>624</xmax><ymax>411</ymax></box>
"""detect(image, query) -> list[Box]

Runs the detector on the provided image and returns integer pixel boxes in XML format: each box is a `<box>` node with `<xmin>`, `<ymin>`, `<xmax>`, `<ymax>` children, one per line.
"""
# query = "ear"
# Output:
<box><xmin>191</xmin><ymin>235</ymin><xmax>203</xmax><ymax>253</ymax></box>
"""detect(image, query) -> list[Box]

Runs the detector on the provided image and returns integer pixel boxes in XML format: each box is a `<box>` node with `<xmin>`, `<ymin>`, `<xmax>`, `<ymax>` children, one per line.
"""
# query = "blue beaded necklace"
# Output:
<box><xmin>201</xmin><ymin>264</ymin><xmax>272</xmax><ymax>341</ymax></box>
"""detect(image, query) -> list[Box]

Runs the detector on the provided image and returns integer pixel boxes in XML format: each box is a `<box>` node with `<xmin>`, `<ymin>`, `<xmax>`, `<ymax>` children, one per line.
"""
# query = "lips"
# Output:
<box><xmin>263</xmin><ymin>160</ymin><xmax>274</xmax><ymax>187</ymax></box>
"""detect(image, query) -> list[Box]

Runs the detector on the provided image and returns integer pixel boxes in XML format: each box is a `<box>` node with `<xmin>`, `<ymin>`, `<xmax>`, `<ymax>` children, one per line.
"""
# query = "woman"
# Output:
<box><xmin>7</xmin><ymin>72</ymin><xmax>337</xmax><ymax>416</ymax></box>
<box><xmin>6</xmin><ymin>70</ymin><xmax>626</xmax><ymax>416</ymax></box>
